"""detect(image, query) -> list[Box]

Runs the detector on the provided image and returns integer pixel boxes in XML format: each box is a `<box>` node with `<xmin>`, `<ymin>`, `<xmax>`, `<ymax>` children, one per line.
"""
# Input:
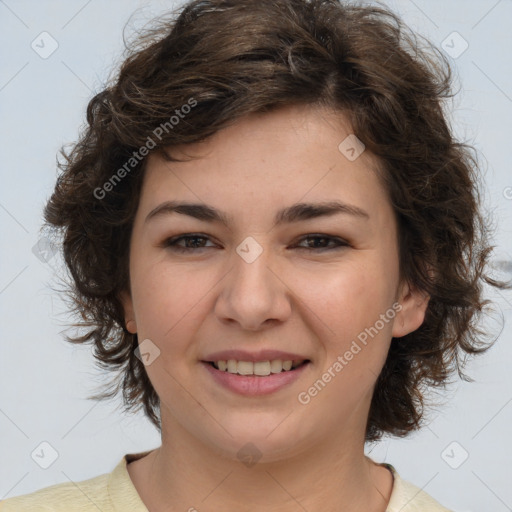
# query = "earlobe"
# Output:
<box><xmin>119</xmin><ymin>290</ymin><xmax>137</xmax><ymax>334</ymax></box>
<box><xmin>125</xmin><ymin>319</ymin><xmax>137</xmax><ymax>334</ymax></box>
<box><xmin>392</xmin><ymin>280</ymin><xmax>430</xmax><ymax>338</ymax></box>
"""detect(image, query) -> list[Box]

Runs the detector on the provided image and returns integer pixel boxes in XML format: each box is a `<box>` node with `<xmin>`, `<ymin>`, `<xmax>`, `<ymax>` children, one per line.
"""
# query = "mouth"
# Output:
<box><xmin>204</xmin><ymin>359</ymin><xmax>310</xmax><ymax>376</ymax></box>
<box><xmin>201</xmin><ymin>358</ymin><xmax>311</xmax><ymax>396</ymax></box>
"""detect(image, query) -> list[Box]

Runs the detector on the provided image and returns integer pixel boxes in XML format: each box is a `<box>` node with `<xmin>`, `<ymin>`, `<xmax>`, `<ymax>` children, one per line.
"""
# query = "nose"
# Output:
<box><xmin>214</xmin><ymin>242</ymin><xmax>292</xmax><ymax>331</ymax></box>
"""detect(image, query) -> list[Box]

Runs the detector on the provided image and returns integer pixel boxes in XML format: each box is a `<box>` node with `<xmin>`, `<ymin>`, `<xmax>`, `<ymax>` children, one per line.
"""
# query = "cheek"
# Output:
<box><xmin>129</xmin><ymin>263</ymin><xmax>210</xmax><ymax>396</ymax></box>
<box><xmin>301</xmin><ymin>260</ymin><xmax>397</xmax><ymax>375</ymax></box>
<box><xmin>301</xmin><ymin>260</ymin><xmax>395</xmax><ymax>330</ymax></box>
<box><xmin>130</xmin><ymin>258</ymin><xmax>206</xmax><ymax>346</ymax></box>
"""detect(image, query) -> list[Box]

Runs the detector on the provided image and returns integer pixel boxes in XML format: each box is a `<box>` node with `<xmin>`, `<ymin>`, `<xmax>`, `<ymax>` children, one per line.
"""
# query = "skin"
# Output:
<box><xmin>121</xmin><ymin>103</ymin><xmax>429</xmax><ymax>512</ymax></box>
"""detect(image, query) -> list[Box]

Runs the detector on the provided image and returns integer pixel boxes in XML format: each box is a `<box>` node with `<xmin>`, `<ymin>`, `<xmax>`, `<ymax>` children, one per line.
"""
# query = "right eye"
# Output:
<box><xmin>161</xmin><ymin>234</ymin><xmax>217</xmax><ymax>253</ymax></box>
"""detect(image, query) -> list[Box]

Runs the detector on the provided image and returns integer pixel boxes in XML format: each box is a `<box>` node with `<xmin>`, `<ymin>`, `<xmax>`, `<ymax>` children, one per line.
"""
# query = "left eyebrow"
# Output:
<box><xmin>144</xmin><ymin>200</ymin><xmax>370</xmax><ymax>227</ymax></box>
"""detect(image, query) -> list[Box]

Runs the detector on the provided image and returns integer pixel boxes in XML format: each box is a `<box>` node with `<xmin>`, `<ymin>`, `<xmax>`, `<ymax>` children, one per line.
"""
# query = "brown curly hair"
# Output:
<box><xmin>43</xmin><ymin>0</ymin><xmax>509</xmax><ymax>442</ymax></box>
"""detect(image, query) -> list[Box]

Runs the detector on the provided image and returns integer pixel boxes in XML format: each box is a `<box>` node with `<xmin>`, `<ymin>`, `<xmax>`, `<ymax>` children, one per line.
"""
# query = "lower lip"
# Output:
<box><xmin>201</xmin><ymin>361</ymin><xmax>310</xmax><ymax>396</ymax></box>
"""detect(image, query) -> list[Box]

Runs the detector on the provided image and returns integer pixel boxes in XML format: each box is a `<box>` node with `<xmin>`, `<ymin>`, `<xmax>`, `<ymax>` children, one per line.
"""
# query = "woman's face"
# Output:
<box><xmin>122</xmin><ymin>104</ymin><xmax>428</xmax><ymax>461</ymax></box>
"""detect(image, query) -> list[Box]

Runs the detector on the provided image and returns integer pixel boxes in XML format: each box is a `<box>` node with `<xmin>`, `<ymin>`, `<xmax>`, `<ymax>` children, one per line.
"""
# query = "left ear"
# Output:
<box><xmin>392</xmin><ymin>280</ymin><xmax>430</xmax><ymax>338</ymax></box>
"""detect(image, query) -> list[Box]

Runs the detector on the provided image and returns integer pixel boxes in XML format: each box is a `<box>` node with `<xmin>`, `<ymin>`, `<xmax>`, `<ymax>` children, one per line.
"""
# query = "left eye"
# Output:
<box><xmin>294</xmin><ymin>235</ymin><xmax>349</xmax><ymax>251</ymax></box>
<box><xmin>162</xmin><ymin>234</ymin><xmax>349</xmax><ymax>253</ymax></box>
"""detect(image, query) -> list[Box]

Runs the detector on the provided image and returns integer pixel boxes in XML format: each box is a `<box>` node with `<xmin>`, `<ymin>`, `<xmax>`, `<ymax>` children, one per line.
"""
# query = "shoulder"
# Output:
<box><xmin>386</xmin><ymin>464</ymin><xmax>453</xmax><ymax>512</ymax></box>
<box><xmin>0</xmin><ymin>473</ymin><xmax>111</xmax><ymax>511</ymax></box>
<box><xmin>0</xmin><ymin>452</ymin><xmax>151</xmax><ymax>512</ymax></box>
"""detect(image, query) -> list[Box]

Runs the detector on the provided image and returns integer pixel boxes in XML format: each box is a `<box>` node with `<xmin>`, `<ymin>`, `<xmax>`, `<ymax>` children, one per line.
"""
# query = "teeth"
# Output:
<box><xmin>212</xmin><ymin>359</ymin><xmax>305</xmax><ymax>375</ymax></box>
<box><xmin>237</xmin><ymin>361</ymin><xmax>253</xmax><ymax>375</ymax></box>
<box><xmin>254</xmin><ymin>361</ymin><xmax>271</xmax><ymax>376</ymax></box>
<box><xmin>270</xmin><ymin>360</ymin><xmax>283</xmax><ymax>373</ymax></box>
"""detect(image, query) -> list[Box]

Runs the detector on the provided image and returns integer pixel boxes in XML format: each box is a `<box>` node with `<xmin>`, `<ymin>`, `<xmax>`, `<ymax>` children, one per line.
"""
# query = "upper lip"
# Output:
<box><xmin>202</xmin><ymin>350</ymin><xmax>310</xmax><ymax>363</ymax></box>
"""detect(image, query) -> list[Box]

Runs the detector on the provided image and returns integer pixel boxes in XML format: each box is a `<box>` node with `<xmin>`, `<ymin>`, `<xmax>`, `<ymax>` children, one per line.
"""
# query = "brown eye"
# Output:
<box><xmin>162</xmin><ymin>234</ymin><xmax>216</xmax><ymax>252</ymax></box>
<box><xmin>294</xmin><ymin>235</ymin><xmax>350</xmax><ymax>251</ymax></box>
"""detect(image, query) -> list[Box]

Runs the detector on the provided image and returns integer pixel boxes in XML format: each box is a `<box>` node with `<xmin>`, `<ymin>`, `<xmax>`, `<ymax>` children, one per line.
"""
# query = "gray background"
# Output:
<box><xmin>1</xmin><ymin>0</ymin><xmax>511</xmax><ymax>510</ymax></box>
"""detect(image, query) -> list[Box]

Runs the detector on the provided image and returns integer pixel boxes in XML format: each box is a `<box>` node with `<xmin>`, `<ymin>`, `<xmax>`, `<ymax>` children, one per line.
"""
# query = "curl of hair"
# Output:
<box><xmin>44</xmin><ymin>0</ymin><xmax>510</xmax><ymax>441</ymax></box>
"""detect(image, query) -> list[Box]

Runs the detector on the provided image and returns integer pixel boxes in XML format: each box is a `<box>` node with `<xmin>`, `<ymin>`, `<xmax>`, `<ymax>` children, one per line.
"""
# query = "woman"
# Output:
<box><xmin>2</xmin><ymin>0</ymin><xmax>508</xmax><ymax>510</ymax></box>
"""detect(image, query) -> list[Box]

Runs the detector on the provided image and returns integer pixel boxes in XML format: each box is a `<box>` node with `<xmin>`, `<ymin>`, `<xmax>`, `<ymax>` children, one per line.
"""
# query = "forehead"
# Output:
<box><xmin>138</xmin><ymin>104</ymin><xmax>391</xmax><ymax>227</ymax></box>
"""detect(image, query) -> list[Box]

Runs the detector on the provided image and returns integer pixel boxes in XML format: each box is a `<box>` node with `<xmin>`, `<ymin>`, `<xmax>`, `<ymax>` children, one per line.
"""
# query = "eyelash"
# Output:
<box><xmin>161</xmin><ymin>233</ymin><xmax>350</xmax><ymax>253</ymax></box>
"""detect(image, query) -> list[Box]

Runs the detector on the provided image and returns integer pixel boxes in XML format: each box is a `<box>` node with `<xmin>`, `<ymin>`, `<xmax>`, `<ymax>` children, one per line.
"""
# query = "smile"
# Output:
<box><xmin>210</xmin><ymin>359</ymin><xmax>307</xmax><ymax>375</ymax></box>
<box><xmin>202</xmin><ymin>359</ymin><xmax>311</xmax><ymax>395</ymax></box>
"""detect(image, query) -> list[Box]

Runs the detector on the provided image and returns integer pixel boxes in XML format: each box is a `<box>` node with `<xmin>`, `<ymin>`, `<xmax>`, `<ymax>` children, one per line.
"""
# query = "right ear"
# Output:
<box><xmin>119</xmin><ymin>290</ymin><xmax>137</xmax><ymax>334</ymax></box>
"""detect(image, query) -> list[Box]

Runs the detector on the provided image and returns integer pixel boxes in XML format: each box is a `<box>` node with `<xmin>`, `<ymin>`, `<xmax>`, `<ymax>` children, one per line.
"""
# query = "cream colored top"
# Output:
<box><xmin>0</xmin><ymin>451</ymin><xmax>452</xmax><ymax>511</ymax></box>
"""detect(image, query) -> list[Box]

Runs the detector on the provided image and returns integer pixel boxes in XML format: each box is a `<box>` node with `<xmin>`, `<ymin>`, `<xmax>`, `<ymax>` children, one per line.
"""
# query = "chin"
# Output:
<box><xmin>199</xmin><ymin>415</ymin><xmax>313</xmax><ymax>465</ymax></box>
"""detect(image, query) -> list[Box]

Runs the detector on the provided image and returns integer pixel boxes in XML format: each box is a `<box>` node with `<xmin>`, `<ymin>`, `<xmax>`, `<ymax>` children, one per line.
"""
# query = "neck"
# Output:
<box><xmin>128</xmin><ymin>409</ymin><xmax>393</xmax><ymax>512</ymax></box>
